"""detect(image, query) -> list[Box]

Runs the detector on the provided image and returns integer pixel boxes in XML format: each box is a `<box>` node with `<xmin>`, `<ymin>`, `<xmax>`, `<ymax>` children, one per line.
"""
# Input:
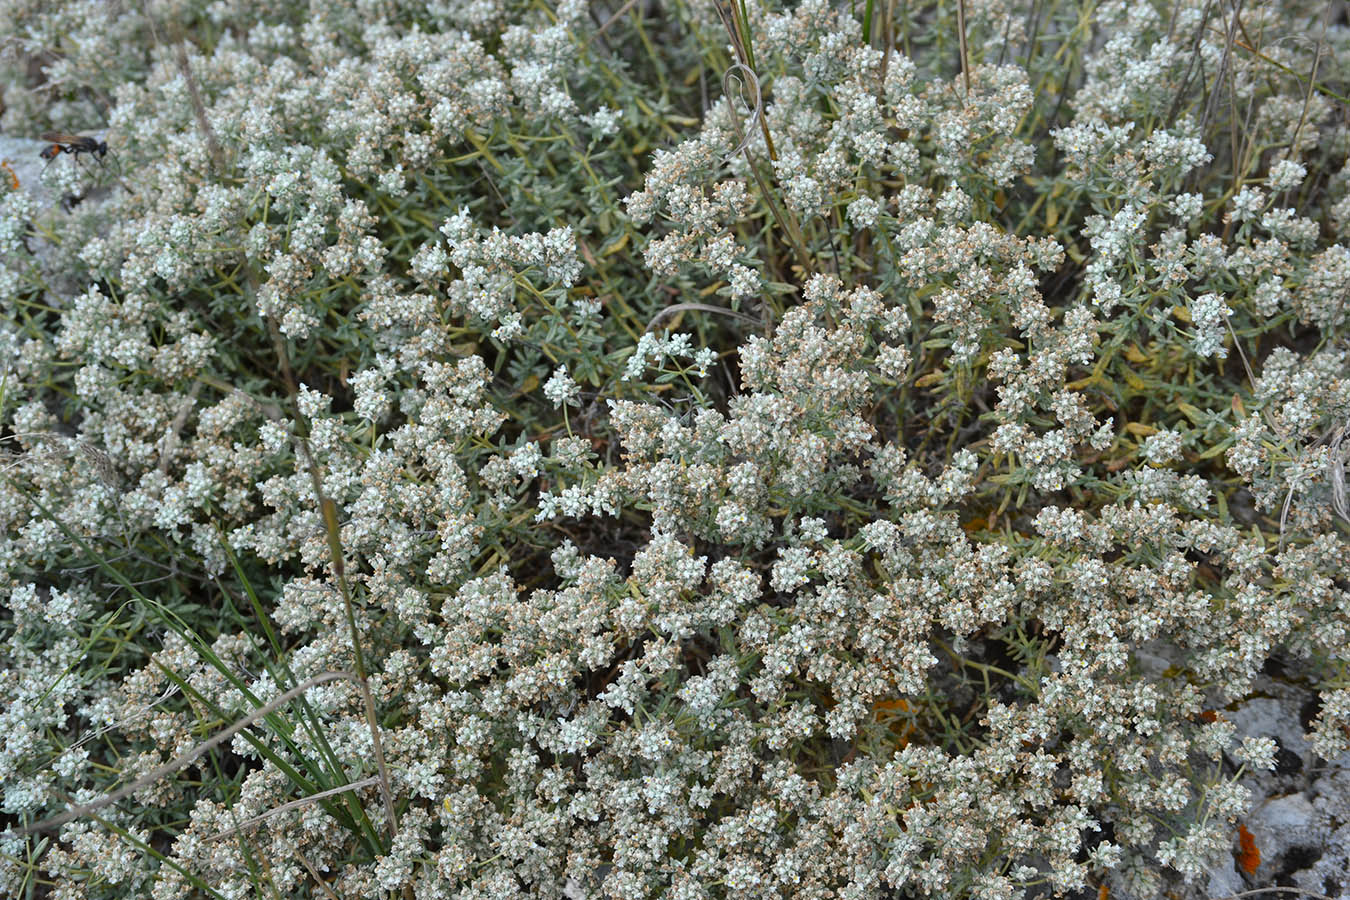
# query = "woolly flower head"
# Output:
<box><xmin>543</xmin><ymin>365</ymin><xmax>580</xmax><ymax>407</ymax></box>
<box><xmin>582</xmin><ymin>106</ymin><xmax>622</xmax><ymax>138</ymax></box>
<box><xmin>1141</xmin><ymin>429</ymin><xmax>1183</xmax><ymax>465</ymax></box>
<box><xmin>1188</xmin><ymin>292</ymin><xmax>1231</xmax><ymax>358</ymax></box>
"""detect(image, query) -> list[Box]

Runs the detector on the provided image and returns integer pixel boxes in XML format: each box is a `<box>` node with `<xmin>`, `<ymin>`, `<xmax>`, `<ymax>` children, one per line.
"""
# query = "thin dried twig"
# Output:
<box><xmin>715</xmin><ymin>60</ymin><xmax>810</xmax><ymax>296</ymax></box>
<box><xmin>956</xmin><ymin>0</ymin><xmax>971</xmax><ymax>98</ymax></box>
<box><xmin>205</xmin><ymin>776</ymin><xmax>381</xmax><ymax>843</ymax></box>
<box><xmin>2</xmin><ymin>671</ymin><xmax>354</xmax><ymax>839</ymax></box>
<box><xmin>1166</xmin><ymin>0</ymin><xmax>1217</xmax><ymax>127</ymax></box>
<box><xmin>721</xmin><ymin>63</ymin><xmax>763</xmax><ymax>162</ymax></box>
<box><xmin>711</xmin><ymin>0</ymin><xmax>776</xmax><ymax>160</ymax></box>
<box><xmin>591</xmin><ymin>0</ymin><xmax>638</xmax><ymax>42</ymax></box>
<box><xmin>1327</xmin><ymin>423</ymin><xmax>1349</xmax><ymax>525</ymax></box>
<box><xmin>1210</xmin><ymin>889</ymin><xmax>1334</xmax><ymax>900</ymax></box>
<box><xmin>646</xmin><ymin>302</ymin><xmax>760</xmax><ymax>332</ymax></box>
<box><xmin>167</xmin><ymin>22</ymin><xmax>226</xmax><ymax>175</ymax></box>
<box><xmin>261</xmin><ymin>309</ymin><xmax>399</xmax><ymax>836</ymax></box>
<box><xmin>159</xmin><ymin>380</ymin><xmax>202</xmax><ymax>476</ymax></box>
<box><xmin>63</xmin><ymin>684</ymin><xmax>182</xmax><ymax>754</ymax></box>
<box><xmin>1198</xmin><ymin>0</ymin><xmax>1244</xmax><ymax>138</ymax></box>
<box><xmin>1218</xmin><ymin>318</ymin><xmax>1342</xmax><ymax>550</ymax></box>
<box><xmin>1278</xmin><ymin>476</ymin><xmax>1296</xmax><ymax>552</ymax></box>
<box><xmin>1</xmin><ymin>431</ymin><xmax>117</xmax><ymax>483</ymax></box>
<box><xmin>193</xmin><ymin>373</ymin><xmax>286</xmax><ymax>422</ymax></box>
<box><xmin>711</xmin><ymin>0</ymin><xmax>749</xmax><ymax>70</ymax></box>
<box><xmin>1224</xmin><ymin>317</ymin><xmax>1258</xmax><ymax>392</ymax></box>
<box><xmin>1283</xmin><ymin>4</ymin><xmax>1331</xmax><ymax>171</ymax></box>
<box><xmin>294</xmin><ymin>850</ymin><xmax>343</xmax><ymax>900</ymax></box>
<box><xmin>1277</xmin><ymin>420</ymin><xmax>1349</xmax><ymax>552</ymax></box>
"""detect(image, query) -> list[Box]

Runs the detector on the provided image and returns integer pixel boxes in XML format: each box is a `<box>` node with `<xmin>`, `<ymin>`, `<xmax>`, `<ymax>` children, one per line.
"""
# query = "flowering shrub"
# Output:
<box><xmin>1</xmin><ymin>0</ymin><xmax>1348</xmax><ymax>898</ymax></box>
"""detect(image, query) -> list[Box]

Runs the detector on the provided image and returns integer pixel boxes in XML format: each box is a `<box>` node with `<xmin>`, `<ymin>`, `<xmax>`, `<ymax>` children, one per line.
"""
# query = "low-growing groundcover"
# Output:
<box><xmin>1</xmin><ymin>0</ymin><xmax>1349</xmax><ymax>897</ymax></box>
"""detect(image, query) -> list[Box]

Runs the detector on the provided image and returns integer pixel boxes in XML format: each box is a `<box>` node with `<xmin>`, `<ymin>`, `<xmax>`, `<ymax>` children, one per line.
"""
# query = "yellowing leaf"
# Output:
<box><xmin>1177</xmin><ymin>402</ymin><xmax>1205</xmax><ymax>424</ymax></box>
<box><xmin>1122</xmin><ymin>369</ymin><xmax>1148</xmax><ymax>391</ymax></box>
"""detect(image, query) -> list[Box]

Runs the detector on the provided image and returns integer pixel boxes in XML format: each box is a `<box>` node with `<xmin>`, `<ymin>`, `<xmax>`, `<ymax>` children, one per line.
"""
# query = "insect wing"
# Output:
<box><xmin>40</xmin><ymin>132</ymin><xmax>103</xmax><ymax>156</ymax></box>
<box><xmin>40</xmin><ymin>132</ymin><xmax>87</xmax><ymax>145</ymax></box>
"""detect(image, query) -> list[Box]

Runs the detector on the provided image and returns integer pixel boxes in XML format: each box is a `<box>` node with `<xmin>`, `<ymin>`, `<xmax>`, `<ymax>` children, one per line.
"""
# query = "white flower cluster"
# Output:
<box><xmin>2</xmin><ymin>0</ymin><xmax>1348</xmax><ymax>898</ymax></box>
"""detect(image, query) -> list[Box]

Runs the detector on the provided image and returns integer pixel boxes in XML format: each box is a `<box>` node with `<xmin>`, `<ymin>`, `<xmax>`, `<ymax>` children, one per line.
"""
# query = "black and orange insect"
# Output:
<box><xmin>39</xmin><ymin>132</ymin><xmax>109</xmax><ymax>162</ymax></box>
<box><xmin>0</xmin><ymin>160</ymin><xmax>17</xmax><ymax>191</ymax></box>
<box><xmin>37</xmin><ymin>130</ymin><xmax>131</xmax><ymax>201</ymax></box>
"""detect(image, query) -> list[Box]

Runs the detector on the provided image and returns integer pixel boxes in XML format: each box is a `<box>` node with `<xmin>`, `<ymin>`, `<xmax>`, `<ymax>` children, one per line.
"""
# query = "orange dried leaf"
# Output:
<box><xmin>1236</xmin><ymin>824</ymin><xmax>1261</xmax><ymax>875</ymax></box>
<box><xmin>873</xmin><ymin>698</ymin><xmax>912</xmax><ymax>713</ymax></box>
<box><xmin>873</xmin><ymin>697</ymin><xmax>916</xmax><ymax>749</ymax></box>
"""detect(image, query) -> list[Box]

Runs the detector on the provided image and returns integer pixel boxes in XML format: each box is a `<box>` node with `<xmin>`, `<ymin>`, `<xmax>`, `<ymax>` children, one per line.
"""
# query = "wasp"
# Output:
<box><xmin>39</xmin><ymin>132</ymin><xmax>109</xmax><ymax>162</ymax></box>
<box><xmin>37</xmin><ymin>131</ymin><xmax>131</xmax><ymax>200</ymax></box>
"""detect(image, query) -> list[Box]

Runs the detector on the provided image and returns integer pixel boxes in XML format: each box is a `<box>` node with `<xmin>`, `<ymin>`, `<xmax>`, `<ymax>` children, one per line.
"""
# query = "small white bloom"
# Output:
<box><xmin>543</xmin><ymin>365</ymin><xmax>580</xmax><ymax>407</ymax></box>
<box><xmin>1235</xmin><ymin>735</ymin><xmax>1278</xmax><ymax>772</ymax></box>
<box><xmin>582</xmin><ymin>106</ymin><xmax>622</xmax><ymax>138</ymax></box>
<box><xmin>1267</xmin><ymin>158</ymin><xmax>1306</xmax><ymax>192</ymax></box>
<box><xmin>693</xmin><ymin>347</ymin><xmax>717</xmax><ymax>377</ymax></box>
<box><xmin>847</xmin><ymin>195</ymin><xmax>881</xmax><ymax>228</ymax></box>
<box><xmin>1141</xmin><ymin>429</ymin><xmax>1183</xmax><ymax>464</ymax></box>
<box><xmin>1189</xmin><ymin>292</ymin><xmax>1231</xmax><ymax>358</ymax></box>
<box><xmin>1170</xmin><ymin>192</ymin><xmax>1203</xmax><ymax>221</ymax></box>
